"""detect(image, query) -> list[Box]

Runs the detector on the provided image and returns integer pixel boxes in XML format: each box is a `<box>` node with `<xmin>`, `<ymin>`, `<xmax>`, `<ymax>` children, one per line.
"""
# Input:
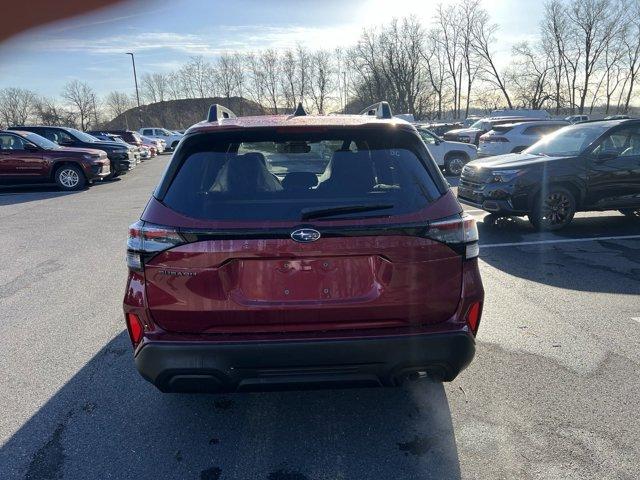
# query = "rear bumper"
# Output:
<box><xmin>135</xmin><ymin>331</ymin><xmax>476</xmax><ymax>393</ymax></box>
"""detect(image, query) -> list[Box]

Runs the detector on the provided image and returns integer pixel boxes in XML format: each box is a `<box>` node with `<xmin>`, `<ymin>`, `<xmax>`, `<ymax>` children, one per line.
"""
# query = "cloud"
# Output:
<box><xmin>22</xmin><ymin>24</ymin><xmax>360</xmax><ymax>58</ymax></box>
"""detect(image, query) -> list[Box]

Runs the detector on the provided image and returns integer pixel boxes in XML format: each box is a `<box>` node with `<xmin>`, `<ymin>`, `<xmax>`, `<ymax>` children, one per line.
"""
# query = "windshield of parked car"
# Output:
<box><xmin>162</xmin><ymin>128</ymin><xmax>441</xmax><ymax>221</ymax></box>
<box><xmin>67</xmin><ymin>128</ymin><xmax>100</xmax><ymax>143</ymax></box>
<box><xmin>20</xmin><ymin>132</ymin><xmax>61</xmax><ymax>150</ymax></box>
<box><xmin>524</xmin><ymin>124</ymin><xmax>611</xmax><ymax>157</ymax></box>
<box><xmin>470</xmin><ymin>120</ymin><xmax>490</xmax><ymax>130</ymax></box>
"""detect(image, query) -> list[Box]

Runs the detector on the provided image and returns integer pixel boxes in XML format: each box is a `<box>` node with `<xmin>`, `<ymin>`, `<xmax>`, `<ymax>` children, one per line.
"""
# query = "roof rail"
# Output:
<box><xmin>359</xmin><ymin>101</ymin><xmax>393</xmax><ymax>119</ymax></box>
<box><xmin>207</xmin><ymin>104</ymin><xmax>236</xmax><ymax>122</ymax></box>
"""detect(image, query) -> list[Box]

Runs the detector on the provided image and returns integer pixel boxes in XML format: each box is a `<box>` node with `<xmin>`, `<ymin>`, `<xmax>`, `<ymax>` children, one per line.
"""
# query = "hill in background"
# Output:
<box><xmin>104</xmin><ymin>96</ymin><xmax>266</xmax><ymax>130</ymax></box>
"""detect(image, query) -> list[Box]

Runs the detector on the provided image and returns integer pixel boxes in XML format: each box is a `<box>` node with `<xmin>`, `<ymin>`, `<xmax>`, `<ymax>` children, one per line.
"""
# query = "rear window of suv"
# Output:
<box><xmin>160</xmin><ymin>127</ymin><xmax>442</xmax><ymax>221</ymax></box>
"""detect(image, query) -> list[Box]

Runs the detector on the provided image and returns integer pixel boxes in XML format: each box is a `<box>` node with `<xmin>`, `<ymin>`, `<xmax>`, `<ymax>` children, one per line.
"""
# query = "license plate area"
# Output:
<box><xmin>230</xmin><ymin>256</ymin><xmax>382</xmax><ymax>305</ymax></box>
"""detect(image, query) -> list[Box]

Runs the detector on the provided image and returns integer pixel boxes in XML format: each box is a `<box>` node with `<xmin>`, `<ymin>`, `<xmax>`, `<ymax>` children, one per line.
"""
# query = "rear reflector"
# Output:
<box><xmin>466</xmin><ymin>302</ymin><xmax>482</xmax><ymax>335</ymax></box>
<box><xmin>126</xmin><ymin>313</ymin><xmax>144</xmax><ymax>345</ymax></box>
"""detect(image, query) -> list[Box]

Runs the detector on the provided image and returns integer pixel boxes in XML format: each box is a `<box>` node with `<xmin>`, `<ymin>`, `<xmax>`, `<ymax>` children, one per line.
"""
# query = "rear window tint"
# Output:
<box><xmin>161</xmin><ymin>128</ymin><xmax>441</xmax><ymax>221</ymax></box>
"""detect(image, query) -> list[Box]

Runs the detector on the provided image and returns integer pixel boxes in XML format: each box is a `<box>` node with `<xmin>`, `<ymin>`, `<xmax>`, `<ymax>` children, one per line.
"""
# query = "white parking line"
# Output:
<box><xmin>481</xmin><ymin>234</ymin><xmax>640</xmax><ymax>249</ymax></box>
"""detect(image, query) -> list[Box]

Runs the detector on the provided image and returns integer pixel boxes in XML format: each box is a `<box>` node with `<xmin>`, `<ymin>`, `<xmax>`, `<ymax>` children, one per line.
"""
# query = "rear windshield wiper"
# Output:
<box><xmin>300</xmin><ymin>204</ymin><xmax>395</xmax><ymax>221</ymax></box>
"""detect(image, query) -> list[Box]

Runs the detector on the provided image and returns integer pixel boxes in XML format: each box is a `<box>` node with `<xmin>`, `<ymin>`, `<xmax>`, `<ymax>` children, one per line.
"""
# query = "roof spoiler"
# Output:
<box><xmin>359</xmin><ymin>101</ymin><xmax>393</xmax><ymax>119</ymax></box>
<box><xmin>206</xmin><ymin>104</ymin><xmax>237</xmax><ymax>122</ymax></box>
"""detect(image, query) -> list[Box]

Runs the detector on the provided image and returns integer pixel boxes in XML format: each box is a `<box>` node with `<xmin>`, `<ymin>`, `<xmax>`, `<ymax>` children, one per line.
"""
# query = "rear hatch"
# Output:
<box><xmin>136</xmin><ymin>126</ymin><xmax>470</xmax><ymax>334</ymax></box>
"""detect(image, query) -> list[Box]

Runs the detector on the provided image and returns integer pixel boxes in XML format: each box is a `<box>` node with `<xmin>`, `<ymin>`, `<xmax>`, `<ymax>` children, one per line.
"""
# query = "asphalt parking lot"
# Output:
<box><xmin>1</xmin><ymin>157</ymin><xmax>639</xmax><ymax>480</ymax></box>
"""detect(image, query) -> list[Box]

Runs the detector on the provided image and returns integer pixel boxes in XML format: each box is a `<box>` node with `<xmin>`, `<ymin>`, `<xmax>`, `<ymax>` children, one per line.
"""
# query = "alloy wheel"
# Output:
<box><xmin>59</xmin><ymin>168</ymin><xmax>80</xmax><ymax>188</ymax></box>
<box><xmin>540</xmin><ymin>192</ymin><xmax>572</xmax><ymax>227</ymax></box>
<box><xmin>447</xmin><ymin>157</ymin><xmax>465</xmax><ymax>176</ymax></box>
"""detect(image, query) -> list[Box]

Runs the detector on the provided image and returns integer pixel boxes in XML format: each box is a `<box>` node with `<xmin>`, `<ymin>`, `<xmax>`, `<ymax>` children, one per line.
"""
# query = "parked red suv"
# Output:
<box><xmin>0</xmin><ymin>130</ymin><xmax>110</xmax><ymax>190</ymax></box>
<box><xmin>124</xmin><ymin>103</ymin><xmax>484</xmax><ymax>393</ymax></box>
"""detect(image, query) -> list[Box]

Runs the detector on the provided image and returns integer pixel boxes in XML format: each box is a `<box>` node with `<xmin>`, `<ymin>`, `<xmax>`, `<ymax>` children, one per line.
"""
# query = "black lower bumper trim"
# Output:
<box><xmin>135</xmin><ymin>331</ymin><xmax>476</xmax><ymax>393</ymax></box>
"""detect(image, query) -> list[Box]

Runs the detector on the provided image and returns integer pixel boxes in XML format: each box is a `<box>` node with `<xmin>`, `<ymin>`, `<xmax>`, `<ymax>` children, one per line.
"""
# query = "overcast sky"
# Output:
<box><xmin>0</xmin><ymin>0</ymin><xmax>545</xmax><ymax>98</ymax></box>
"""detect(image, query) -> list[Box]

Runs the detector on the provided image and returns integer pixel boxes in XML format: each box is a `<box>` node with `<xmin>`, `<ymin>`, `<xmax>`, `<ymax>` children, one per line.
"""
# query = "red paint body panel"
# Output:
<box><xmin>143</xmin><ymin>236</ymin><xmax>462</xmax><ymax>334</ymax></box>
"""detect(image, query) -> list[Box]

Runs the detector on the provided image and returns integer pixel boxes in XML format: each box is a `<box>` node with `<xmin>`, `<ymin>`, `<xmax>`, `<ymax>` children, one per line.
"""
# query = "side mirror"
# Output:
<box><xmin>24</xmin><ymin>143</ymin><xmax>39</xmax><ymax>151</ymax></box>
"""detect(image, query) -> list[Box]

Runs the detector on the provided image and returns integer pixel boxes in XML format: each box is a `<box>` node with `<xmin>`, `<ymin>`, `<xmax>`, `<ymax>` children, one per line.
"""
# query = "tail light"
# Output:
<box><xmin>127</xmin><ymin>220</ymin><xmax>186</xmax><ymax>270</ymax></box>
<box><xmin>425</xmin><ymin>214</ymin><xmax>479</xmax><ymax>259</ymax></box>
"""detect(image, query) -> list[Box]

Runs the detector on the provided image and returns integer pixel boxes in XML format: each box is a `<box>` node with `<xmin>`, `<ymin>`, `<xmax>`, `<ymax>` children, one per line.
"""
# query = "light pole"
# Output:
<box><xmin>126</xmin><ymin>52</ymin><xmax>142</xmax><ymax>129</ymax></box>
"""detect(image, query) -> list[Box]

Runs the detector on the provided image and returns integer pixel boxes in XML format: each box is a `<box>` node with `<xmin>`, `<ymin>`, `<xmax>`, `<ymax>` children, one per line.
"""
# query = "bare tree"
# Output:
<box><xmin>620</xmin><ymin>0</ymin><xmax>640</xmax><ymax>112</ymax></box>
<box><xmin>61</xmin><ymin>80</ymin><xmax>96</xmax><ymax>130</ymax></box>
<box><xmin>508</xmin><ymin>42</ymin><xmax>552</xmax><ymax>109</ymax></box>
<box><xmin>471</xmin><ymin>10</ymin><xmax>512</xmax><ymax>108</ymax></box>
<box><xmin>541</xmin><ymin>0</ymin><xmax>570</xmax><ymax>114</ymax></box>
<box><xmin>308</xmin><ymin>50</ymin><xmax>335</xmax><ymax>114</ymax></box>
<box><xmin>178</xmin><ymin>56</ymin><xmax>215</xmax><ymax>99</ymax></box>
<box><xmin>260</xmin><ymin>50</ymin><xmax>281</xmax><ymax>113</ymax></box>
<box><xmin>280</xmin><ymin>49</ymin><xmax>299</xmax><ymax>109</ymax></box>
<box><xmin>422</xmin><ymin>30</ymin><xmax>448</xmax><ymax>119</ymax></box>
<box><xmin>32</xmin><ymin>96</ymin><xmax>74</xmax><ymax>126</ymax></box>
<box><xmin>378</xmin><ymin>17</ymin><xmax>427</xmax><ymax>114</ymax></box>
<box><xmin>567</xmin><ymin>0</ymin><xmax>622</xmax><ymax>113</ymax></box>
<box><xmin>214</xmin><ymin>53</ymin><xmax>245</xmax><ymax>101</ymax></box>
<box><xmin>435</xmin><ymin>4</ymin><xmax>463</xmax><ymax>117</ymax></box>
<box><xmin>105</xmin><ymin>91</ymin><xmax>134</xmax><ymax>119</ymax></box>
<box><xmin>0</xmin><ymin>87</ymin><xmax>37</xmax><ymax>127</ymax></box>
<box><xmin>141</xmin><ymin>72</ymin><xmax>169</xmax><ymax>103</ymax></box>
<box><xmin>296</xmin><ymin>46</ymin><xmax>312</xmax><ymax>109</ymax></box>
<box><xmin>460</xmin><ymin>0</ymin><xmax>482</xmax><ymax>117</ymax></box>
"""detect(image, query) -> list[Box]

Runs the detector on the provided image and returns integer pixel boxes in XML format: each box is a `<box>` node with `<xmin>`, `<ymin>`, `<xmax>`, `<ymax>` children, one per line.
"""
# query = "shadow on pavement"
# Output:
<box><xmin>0</xmin><ymin>333</ymin><xmax>461</xmax><ymax>480</ymax></box>
<box><xmin>0</xmin><ymin>185</ymin><xmax>78</xmax><ymax>206</ymax></box>
<box><xmin>478</xmin><ymin>213</ymin><xmax>640</xmax><ymax>294</ymax></box>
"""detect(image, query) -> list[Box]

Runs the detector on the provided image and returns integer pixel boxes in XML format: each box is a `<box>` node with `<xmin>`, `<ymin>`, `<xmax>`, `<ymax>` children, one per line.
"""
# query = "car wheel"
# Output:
<box><xmin>619</xmin><ymin>208</ymin><xmax>640</xmax><ymax>218</ymax></box>
<box><xmin>54</xmin><ymin>165</ymin><xmax>86</xmax><ymax>191</ymax></box>
<box><xmin>171</xmin><ymin>140</ymin><xmax>179</xmax><ymax>150</ymax></box>
<box><xmin>528</xmin><ymin>187</ymin><xmax>576</xmax><ymax>231</ymax></box>
<box><xmin>445</xmin><ymin>155</ymin><xmax>466</xmax><ymax>176</ymax></box>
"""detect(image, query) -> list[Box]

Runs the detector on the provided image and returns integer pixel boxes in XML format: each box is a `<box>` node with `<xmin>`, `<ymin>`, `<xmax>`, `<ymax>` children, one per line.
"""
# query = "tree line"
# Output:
<box><xmin>2</xmin><ymin>0</ymin><xmax>640</xmax><ymax>130</ymax></box>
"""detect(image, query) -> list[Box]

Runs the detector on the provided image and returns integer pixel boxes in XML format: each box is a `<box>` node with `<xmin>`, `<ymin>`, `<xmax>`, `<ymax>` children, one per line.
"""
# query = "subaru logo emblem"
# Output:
<box><xmin>291</xmin><ymin>228</ymin><xmax>321</xmax><ymax>243</ymax></box>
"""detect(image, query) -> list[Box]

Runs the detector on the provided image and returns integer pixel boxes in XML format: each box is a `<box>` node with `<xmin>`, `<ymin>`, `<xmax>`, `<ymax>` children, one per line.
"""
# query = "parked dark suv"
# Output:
<box><xmin>123</xmin><ymin>102</ymin><xmax>484</xmax><ymax>393</ymax></box>
<box><xmin>8</xmin><ymin>125</ymin><xmax>134</xmax><ymax>178</ymax></box>
<box><xmin>0</xmin><ymin>130</ymin><xmax>110</xmax><ymax>190</ymax></box>
<box><xmin>458</xmin><ymin>119</ymin><xmax>640</xmax><ymax>230</ymax></box>
<box><xmin>100</xmin><ymin>130</ymin><xmax>144</xmax><ymax>148</ymax></box>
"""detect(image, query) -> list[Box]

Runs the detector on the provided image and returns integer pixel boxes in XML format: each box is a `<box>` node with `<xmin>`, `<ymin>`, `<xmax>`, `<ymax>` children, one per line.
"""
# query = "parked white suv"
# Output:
<box><xmin>139</xmin><ymin>128</ymin><xmax>183</xmax><ymax>151</ymax></box>
<box><xmin>477</xmin><ymin>120</ymin><xmax>568</xmax><ymax>157</ymax></box>
<box><xmin>415</xmin><ymin>126</ymin><xmax>478</xmax><ymax>176</ymax></box>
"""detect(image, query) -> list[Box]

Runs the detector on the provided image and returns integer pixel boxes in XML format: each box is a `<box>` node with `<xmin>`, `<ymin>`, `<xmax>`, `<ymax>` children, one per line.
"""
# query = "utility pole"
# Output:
<box><xmin>343</xmin><ymin>71</ymin><xmax>347</xmax><ymax>114</ymax></box>
<box><xmin>126</xmin><ymin>52</ymin><xmax>142</xmax><ymax>129</ymax></box>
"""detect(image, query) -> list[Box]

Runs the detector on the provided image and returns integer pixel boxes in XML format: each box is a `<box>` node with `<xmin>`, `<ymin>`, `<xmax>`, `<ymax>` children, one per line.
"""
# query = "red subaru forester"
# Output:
<box><xmin>124</xmin><ymin>102</ymin><xmax>483</xmax><ymax>393</ymax></box>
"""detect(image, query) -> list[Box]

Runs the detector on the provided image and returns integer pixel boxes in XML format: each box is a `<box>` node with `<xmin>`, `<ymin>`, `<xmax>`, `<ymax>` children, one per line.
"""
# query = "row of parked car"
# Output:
<box><xmin>0</xmin><ymin>126</ymin><xmax>183</xmax><ymax>191</ymax></box>
<box><xmin>413</xmin><ymin>111</ymin><xmax>569</xmax><ymax>175</ymax></box>
<box><xmin>410</xmin><ymin>110</ymin><xmax>640</xmax><ymax>230</ymax></box>
<box><xmin>455</xmin><ymin>117</ymin><xmax>640</xmax><ymax>230</ymax></box>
